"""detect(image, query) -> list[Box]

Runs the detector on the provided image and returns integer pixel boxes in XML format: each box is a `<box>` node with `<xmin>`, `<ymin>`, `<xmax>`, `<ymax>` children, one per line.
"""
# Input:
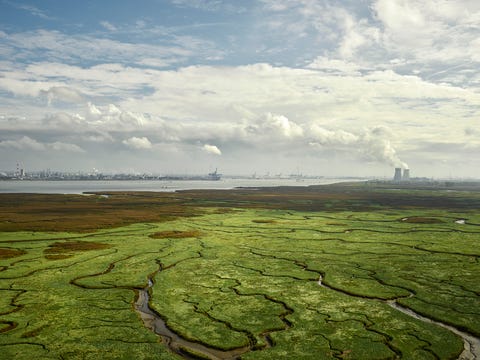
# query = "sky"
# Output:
<box><xmin>0</xmin><ymin>0</ymin><xmax>479</xmax><ymax>178</ymax></box>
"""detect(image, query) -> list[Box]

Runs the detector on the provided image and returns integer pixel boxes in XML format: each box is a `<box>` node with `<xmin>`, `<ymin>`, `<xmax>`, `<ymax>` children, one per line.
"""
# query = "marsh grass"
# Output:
<box><xmin>0</xmin><ymin>184</ymin><xmax>479</xmax><ymax>358</ymax></box>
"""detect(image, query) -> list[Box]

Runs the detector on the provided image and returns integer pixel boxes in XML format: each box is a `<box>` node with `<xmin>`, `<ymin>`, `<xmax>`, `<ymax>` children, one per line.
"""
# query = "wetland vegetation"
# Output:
<box><xmin>0</xmin><ymin>183</ymin><xmax>479</xmax><ymax>359</ymax></box>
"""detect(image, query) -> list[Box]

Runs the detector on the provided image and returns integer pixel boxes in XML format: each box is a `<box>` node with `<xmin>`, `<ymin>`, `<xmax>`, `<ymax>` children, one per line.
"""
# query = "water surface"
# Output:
<box><xmin>0</xmin><ymin>178</ymin><xmax>357</xmax><ymax>194</ymax></box>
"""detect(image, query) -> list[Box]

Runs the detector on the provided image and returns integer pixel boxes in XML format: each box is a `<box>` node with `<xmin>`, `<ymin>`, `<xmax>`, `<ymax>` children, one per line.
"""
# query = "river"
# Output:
<box><xmin>0</xmin><ymin>177</ymin><xmax>359</xmax><ymax>194</ymax></box>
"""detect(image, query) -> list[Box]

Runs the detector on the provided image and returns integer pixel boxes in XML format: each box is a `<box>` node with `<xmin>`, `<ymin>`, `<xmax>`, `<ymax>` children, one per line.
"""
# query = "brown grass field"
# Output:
<box><xmin>1</xmin><ymin>182</ymin><xmax>480</xmax><ymax>232</ymax></box>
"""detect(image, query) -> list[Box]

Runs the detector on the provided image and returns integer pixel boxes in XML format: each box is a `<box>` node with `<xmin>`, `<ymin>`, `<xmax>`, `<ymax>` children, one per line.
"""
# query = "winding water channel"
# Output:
<box><xmin>134</xmin><ymin>278</ymin><xmax>251</xmax><ymax>360</ymax></box>
<box><xmin>318</xmin><ymin>275</ymin><xmax>480</xmax><ymax>360</ymax></box>
<box><xmin>133</xmin><ymin>268</ymin><xmax>480</xmax><ymax>360</ymax></box>
<box><xmin>135</xmin><ymin>272</ymin><xmax>479</xmax><ymax>360</ymax></box>
<box><xmin>388</xmin><ymin>301</ymin><xmax>480</xmax><ymax>360</ymax></box>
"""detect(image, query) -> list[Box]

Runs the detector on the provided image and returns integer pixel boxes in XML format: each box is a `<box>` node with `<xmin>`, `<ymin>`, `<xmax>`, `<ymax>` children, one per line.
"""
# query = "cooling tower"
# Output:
<box><xmin>403</xmin><ymin>169</ymin><xmax>410</xmax><ymax>181</ymax></box>
<box><xmin>393</xmin><ymin>168</ymin><xmax>402</xmax><ymax>182</ymax></box>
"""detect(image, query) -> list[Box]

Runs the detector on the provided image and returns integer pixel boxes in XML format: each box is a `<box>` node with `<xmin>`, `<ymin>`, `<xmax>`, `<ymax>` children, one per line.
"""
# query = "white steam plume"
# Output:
<box><xmin>309</xmin><ymin>125</ymin><xmax>408</xmax><ymax>169</ymax></box>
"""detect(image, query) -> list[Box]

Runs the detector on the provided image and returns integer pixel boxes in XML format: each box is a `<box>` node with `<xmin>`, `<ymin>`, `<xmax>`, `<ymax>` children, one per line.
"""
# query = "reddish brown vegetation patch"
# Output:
<box><xmin>0</xmin><ymin>248</ymin><xmax>27</xmax><ymax>259</ymax></box>
<box><xmin>0</xmin><ymin>192</ymin><xmax>201</xmax><ymax>232</ymax></box>
<box><xmin>401</xmin><ymin>217</ymin><xmax>444</xmax><ymax>224</ymax></box>
<box><xmin>149</xmin><ymin>230</ymin><xmax>202</xmax><ymax>239</ymax></box>
<box><xmin>44</xmin><ymin>240</ymin><xmax>110</xmax><ymax>260</ymax></box>
<box><xmin>1</xmin><ymin>183</ymin><xmax>479</xmax><ymax>232</ymax></box>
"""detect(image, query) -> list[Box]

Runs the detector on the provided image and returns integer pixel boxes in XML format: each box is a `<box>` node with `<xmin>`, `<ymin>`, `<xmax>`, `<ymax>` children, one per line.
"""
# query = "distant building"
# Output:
<box><xmin>403</xmin><ymin>169</ymin><xmax>410</xmax><ymax>181</ymax></box>
<box><xmin>393</xmin><ymin>168</ymin><xmax>402</xmax><ymax>182</ymax></box>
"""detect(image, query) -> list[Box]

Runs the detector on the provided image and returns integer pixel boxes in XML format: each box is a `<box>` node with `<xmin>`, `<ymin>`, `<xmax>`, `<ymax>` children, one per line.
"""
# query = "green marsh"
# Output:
<box><xmin>1</xmin><ymin>186</ymin><xmax>479</xmax><ymax>359</ymax></box>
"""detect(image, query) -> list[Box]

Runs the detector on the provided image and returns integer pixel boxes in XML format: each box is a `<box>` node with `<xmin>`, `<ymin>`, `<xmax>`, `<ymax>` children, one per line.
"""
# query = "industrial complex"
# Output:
<box><xmin>393</xmin><ymin>168</ymin><xmax>410</xmax><ymax>182</ymax></box>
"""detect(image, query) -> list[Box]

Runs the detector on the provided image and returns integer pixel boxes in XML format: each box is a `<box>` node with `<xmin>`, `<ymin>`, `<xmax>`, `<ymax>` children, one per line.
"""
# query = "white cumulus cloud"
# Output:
<box><xmin>100</xmin><ymin>21</ymin><xmax>117</xmax><ymax>32</ymax></box>
<box><xmin>122</xmin><ymin>136</ymin><xmax>153</xmax><ymax>149</ymax></box>
<box><xmin>49</xmin><ymin>142</ymin><xmax>85</xmax><ymax>153</ymax></box>
<box><xmin>0</xmin><ymin>136</ymin><xmax>45</xmax><ymax>151</ymax></box>
<box><xmin>0</xmin><ymin>136</ymin><xmax>84</xmax><ymax>153</ymax></box>
<box><xmin>40</xmin><ymin>86</ymin><xmax>84</xmax><ymax>104</ymax></box>
<box><xmin>202</xmin><ymin>144</ymin><xmax>221</xmax><ymax>155</ymax></box>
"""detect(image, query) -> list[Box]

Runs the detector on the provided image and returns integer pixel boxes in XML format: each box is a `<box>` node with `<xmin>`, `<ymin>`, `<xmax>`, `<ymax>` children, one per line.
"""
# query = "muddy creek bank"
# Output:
<box><xmin>134</xmin><ymin>278</ymin><xmax>250</xmax><ymax>360</ymax></box>
<box><xmin>388</xmin><ymin>301</ymin><xmax>480</xmax><ymax>360</ymax></box>
<box><xmin>317</xmin><ymin>275</ymin><xmax>480</xmax><ymax>360</ymax></box>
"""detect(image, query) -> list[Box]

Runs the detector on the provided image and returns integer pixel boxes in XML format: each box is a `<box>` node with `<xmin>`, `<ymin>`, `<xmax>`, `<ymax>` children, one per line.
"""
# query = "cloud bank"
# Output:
<box><xmin>0</xmin><ymin>1</ymin><xmax>479</xmax><ymax>176</ymax></box>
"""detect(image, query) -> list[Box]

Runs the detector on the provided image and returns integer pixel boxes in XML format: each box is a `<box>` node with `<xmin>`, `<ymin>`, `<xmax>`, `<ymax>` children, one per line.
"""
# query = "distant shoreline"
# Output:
<box><xmin>0</xmin><ymin>177</ymin><xmax>360</xmax><ymax>194</ymax></box>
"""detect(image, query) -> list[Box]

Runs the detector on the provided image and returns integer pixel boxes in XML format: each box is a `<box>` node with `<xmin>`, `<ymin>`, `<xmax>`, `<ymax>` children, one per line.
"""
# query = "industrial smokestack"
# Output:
<box><xmin>393</xmin><ymin>168</ymin><xmax>402</xmax><ymax>182</ymax></box>
<box><xmin>403</xmin><ymin>169</ymin><xmax>410</xmax><ymax>181</ymax></box>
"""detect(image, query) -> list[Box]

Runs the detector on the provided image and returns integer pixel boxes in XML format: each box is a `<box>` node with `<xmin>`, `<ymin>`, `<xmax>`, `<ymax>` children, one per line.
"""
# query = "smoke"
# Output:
<box><xmin>360</xmin><ymin>126</ymin><xmax>408</xmax><ymax>168</ymax></box>
<box><xmin>309</xmin><ymin>125</ymin><xmax>408</xmax><ymax>169</ymax></box>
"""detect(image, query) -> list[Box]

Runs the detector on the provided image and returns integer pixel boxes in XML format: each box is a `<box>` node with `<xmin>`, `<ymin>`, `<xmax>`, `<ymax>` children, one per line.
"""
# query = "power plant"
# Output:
<box><xmin>393</xmin><ymin>168</ymin><xmax>410</xmax><ymax>182</ymax></box>
<box><xmin>393</xmin><ymin>168</ymin><xmax>402</xmax><ymax>182</ymax></box>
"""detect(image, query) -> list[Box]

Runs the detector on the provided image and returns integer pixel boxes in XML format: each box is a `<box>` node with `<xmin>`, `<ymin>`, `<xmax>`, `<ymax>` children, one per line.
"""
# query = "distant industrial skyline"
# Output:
<box><xmin>1</xmin><ymin>1</ymin><xmax>479</xmax><ymax>178</ymax></box>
